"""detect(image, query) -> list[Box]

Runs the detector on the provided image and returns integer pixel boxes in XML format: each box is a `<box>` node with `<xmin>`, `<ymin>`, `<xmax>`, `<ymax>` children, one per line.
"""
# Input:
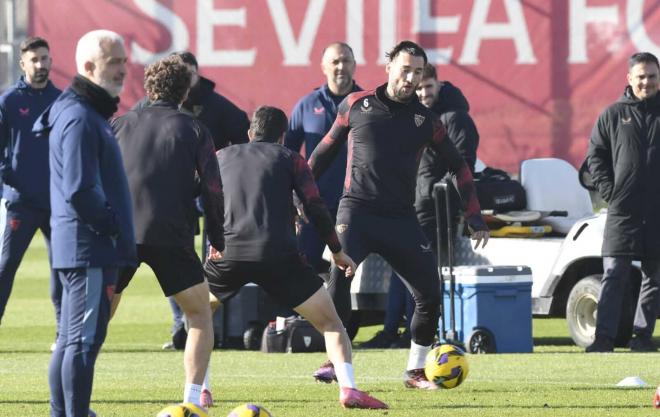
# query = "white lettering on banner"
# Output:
<box><xmin>459</xmin><ymin>0</ymin><xmax>536</xmax><ymax>65</ymax></box>
<box><xmin>130</xmin><ymin>0</ymin><xmax>189</xmax><ymax>65</ymax></box>
<box><xmin>412</xmin><ymin>0</ymin><xmax>460</xmax><ymax>64</ymax></box>
<box><xmin>379</xmin><ymin>0</ymin><xmax>396</xmax><ymax>65</ymax></box>
<box><xmin>197</xmin><ymin>0</ymin><xmax>255</xmax><ymax>66</ymax></box>
<box><xmin>568</xmin><ymin>0</ymin><xmax>619</xmax><ymax>64</ymax></box>
<box><xmin>347</xmin><ymin>0</ymin><xmax>366</xmax><ymax>65</ymax></box>
<box><xmin>268</xmin><ymin>0</ymin><xmax>326</xmax><ymax>65</ymax></box>
<box><xmin>627</xmin><ymin>0</ymin><xmax>660</xmax><ymax>56</ymax></box>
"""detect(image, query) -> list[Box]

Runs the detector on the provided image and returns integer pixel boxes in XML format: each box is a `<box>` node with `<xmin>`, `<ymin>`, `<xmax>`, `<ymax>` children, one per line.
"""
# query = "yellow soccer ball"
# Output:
<box><xmin>157</xmin><ymin>402</ymin><xmax>209</xmax><ymax>417</ymax></box>
<box><xmin>227</xmin><ymin>403</ymin><xmax>273</xmax><ymax>417</ymax></box>
<box><xmin>424</xmin><ymin>344</ymin><xmax>469</xmax><ymax>389</ymax></box>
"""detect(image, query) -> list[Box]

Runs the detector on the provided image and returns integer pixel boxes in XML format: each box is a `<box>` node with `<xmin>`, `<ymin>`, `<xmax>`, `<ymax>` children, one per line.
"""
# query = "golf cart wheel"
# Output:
<box><xmin>566</xmin><ymin>275</ymin><xmax>600</xmax><ymax>347</ymax></box>
<box><xmin>467</xmin><ymin>328</ymin><xmax>496</xmax><ymax>354</ymax></box>
<box><xmin>243</xmin><ymin>323</ymin><xmax>264</xmax><ymax>350</ymax></box>
<box><xmin>567</xmin><ymin>273</ymin><xmax>638</xmax><ymax>348</ymax></box>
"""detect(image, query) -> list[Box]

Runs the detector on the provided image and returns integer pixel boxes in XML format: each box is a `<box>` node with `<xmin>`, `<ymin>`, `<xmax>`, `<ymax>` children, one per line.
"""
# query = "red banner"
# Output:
<box><xmin>29</xmin><ymin>0</ymin><xmax>660</xmax><ymax>171</ymax></box>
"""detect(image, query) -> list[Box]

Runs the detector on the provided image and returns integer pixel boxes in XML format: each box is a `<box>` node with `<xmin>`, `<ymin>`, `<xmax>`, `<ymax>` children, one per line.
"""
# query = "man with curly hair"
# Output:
<box><xmin>111</xmin><ymin>55</ymin><xmax>224</xmax><ymax>411</ymax></box>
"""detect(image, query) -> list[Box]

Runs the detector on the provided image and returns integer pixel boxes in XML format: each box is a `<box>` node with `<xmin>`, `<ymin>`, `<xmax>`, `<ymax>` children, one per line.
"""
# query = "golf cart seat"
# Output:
<box><xmin>520</xmin><ymin>158</ymin><xmax>593</xmax><ymax>234</ymax></box>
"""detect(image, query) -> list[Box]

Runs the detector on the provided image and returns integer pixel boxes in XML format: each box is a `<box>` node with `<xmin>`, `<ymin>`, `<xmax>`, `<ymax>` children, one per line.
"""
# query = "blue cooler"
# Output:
<box><xmin>440</xmin><ymin>265</ymin><xmax>533</xmax><ymax>353</ymax></box>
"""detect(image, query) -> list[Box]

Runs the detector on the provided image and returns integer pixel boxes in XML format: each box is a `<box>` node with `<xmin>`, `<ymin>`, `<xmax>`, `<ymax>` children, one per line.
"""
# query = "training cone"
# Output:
<box><xmin>616</xmin><ymin>376</ymin><xmax>648</xmax><ymax>388</ymax></box>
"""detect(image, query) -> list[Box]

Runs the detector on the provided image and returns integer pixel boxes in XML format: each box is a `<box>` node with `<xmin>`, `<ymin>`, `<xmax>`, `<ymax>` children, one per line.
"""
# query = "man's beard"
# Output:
<box><xmin>32</xmin><ymin>70</ymin><xmax>49</xmax><ymax>84</ymax></box>
<box><xmin>98</xmin><ymin>79</ymin><xmax>124</xmax><ymax>98</ymax></box>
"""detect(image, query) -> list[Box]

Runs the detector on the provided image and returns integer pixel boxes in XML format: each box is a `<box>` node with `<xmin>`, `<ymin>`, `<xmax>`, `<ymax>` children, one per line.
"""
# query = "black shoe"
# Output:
<box><xmin>394</xmin><ymin>331</ymin><xmax>411</xmax><ymax>348</ymax></box>
<box><xmin>172</xmin><ymin>326</ymin><xmax>188</xmax><ymax>350</ymax></box>
<box><xmin>360</xmin><ymin>330</ymin><xmax>399</xmax><ymax>349</ymax></box>
<box><xmin>585</xmin><ymin>335</ymin><xmax>614</xmax><ymax>353</ymax></box>
<box><xmin>629</xmin><ymin>336</ymin><xmax>658</xmax><ymax>352</ymax></box>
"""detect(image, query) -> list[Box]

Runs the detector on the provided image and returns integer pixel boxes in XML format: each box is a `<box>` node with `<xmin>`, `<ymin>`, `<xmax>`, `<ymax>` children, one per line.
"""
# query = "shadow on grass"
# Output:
<box><xmin>533</xmin><ymin>336</ymin><xmax>575</xmax><ymax>346</ymax></box>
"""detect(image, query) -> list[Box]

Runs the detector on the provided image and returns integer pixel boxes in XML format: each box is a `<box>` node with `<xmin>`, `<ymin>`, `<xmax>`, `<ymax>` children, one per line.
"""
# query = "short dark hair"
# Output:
<box><xmin>422</xmin><ymin>63</ymin><xmax>437</xmax><ymax>80</ymax></box>
<box><xmin>628</xmin><ymin>52</ymin><xmax>660</xmax><ymax>70</ymax></box>
<box><xmin>20</xmin><ymin>37</ymin><xmax>49</xmax><ymax>54</ymax></box>
<box><xmin>176</xmin><ymin>51</ymin><xmax>198</xmax><ymax>69</ymax></box>
<box><xmin>386</xmin><ymin>40</ymin><xmax>428</xmax><ymax>65</ymax></box>
<box><xmin>144</xmin><ymin>55</ymin><xmax>191</xmax><ymax>103</ymax></box>
<box><xmin>250</xmin><ymin>106</ymin><xmax>288</xmax><ymax>143</ymax></box>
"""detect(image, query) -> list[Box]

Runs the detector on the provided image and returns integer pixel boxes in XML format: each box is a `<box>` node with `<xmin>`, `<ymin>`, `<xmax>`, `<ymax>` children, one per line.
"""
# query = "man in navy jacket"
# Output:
<box><xmin>39</xmin><ymin>30</ymin><xmax>136</xmax><ymax>417</ymax></box>
<box><xmin>284</xmin><ymin>42</ymin><xmax>360</xmax><ymax>271</ymax></box>
<box><xmin>0</xmin><ymin>37</ymin><xmax>61</xmax><ymax>329</ymax></box>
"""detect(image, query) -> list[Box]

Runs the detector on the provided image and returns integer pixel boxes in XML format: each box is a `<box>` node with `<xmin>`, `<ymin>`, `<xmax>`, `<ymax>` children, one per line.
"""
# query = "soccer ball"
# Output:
<box><xmin>227</xmin><ymin>403</ymin><xmax>273</xmax><ymax>417</ymax></box>
<box><xmin>157</xmin><ymin>402</ymin><xmax>209</xmax><ymax>417</ymax></box>
<box><xmin>424</xmin><ymin>343</ymin><xmax>469</xmax><ymax>389</ymax></box>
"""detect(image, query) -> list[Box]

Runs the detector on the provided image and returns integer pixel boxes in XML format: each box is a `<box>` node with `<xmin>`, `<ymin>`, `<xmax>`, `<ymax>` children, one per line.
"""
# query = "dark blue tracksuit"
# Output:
<box><xmin>39</xmin><ymin>77</ymin><xmax>136</xmax><ymax>417</ymax></box>
<box><xmin>0</xmin><ymin>76</ymin><xmax>61</xmax><ymax>324</ymax></box>
<box><xmin>284</xmin><ymin>83</ymin><xmax>360</xmax><ymax>269</ymax></box>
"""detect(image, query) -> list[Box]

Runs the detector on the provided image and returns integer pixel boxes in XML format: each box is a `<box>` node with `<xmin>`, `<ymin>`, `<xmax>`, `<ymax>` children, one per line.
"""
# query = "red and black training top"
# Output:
<box><xmin>217</xmin><ymin>139</ymin><xmax>341</xmax><ymax>261</ymax></box>
<box><xmin>309</xmin><ymin>83</ymin><xmax>486</xmax><ymax>230</ymax></box>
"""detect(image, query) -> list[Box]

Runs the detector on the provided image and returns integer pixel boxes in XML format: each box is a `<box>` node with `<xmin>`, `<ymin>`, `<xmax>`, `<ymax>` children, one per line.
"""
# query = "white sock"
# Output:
<box><xmin>333</xmin><ymin>362</ymin><xmax>357</xmax><ymax>389</ymax></box>
<box><xmin>202</xmin><ymin>365</ymin><xmax>210</xmax><ymax>391</ymax></box>
<box><xmin>184</xmin><ymin>383</ymin><xmax>203</xmax><ymax>406</ymax></box>
<box><xmin>406</xmin><ymin>341</ymin><xmax>432</xmax><ymax>371</ymax></box>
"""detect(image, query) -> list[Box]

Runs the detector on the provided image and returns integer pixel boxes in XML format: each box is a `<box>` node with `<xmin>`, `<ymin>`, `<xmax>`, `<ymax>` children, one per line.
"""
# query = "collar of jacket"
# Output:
<box><xmin>70</xmin><ymin>75</ymin><xmax>119</xmax><ymax>119</ymax></box>
<box><xmin>251</xmin><ymin>136</ymin><xmax>279</xmax><ymax>144</ymax></box>
<box><xmin>320</xmin><ymin>82</ymin><xmax>362</xmax><ymax>100</ymax></box>
<box><xmin>149</xmin><ymin>100</ymin><xmax>180</xmax><ymax>110</ymax></box>
<box><xmin>16</xmin><ymin>76</ymin><xmax>55</xmax><ymax>93</ymax></box>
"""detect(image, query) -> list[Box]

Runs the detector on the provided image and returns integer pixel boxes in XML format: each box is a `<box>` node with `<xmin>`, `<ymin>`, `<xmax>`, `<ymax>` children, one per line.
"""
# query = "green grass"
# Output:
<box><xmin>0</xmin><ymin>233</ymin><xmax>659</xmax><ymax>416</ymax></box>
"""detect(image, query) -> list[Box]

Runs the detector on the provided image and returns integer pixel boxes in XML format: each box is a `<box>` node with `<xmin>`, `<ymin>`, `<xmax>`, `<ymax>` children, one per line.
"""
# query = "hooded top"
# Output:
<box><xmin>132</xmin><ymin>76</ymin><xmax>249</xmax><ymax>151</ymax></box>
<box><xmin>0</xmin><ymin>77</ymin><xmax>61</xmax><ymax>210</ymax></box>
<box><xmin>36</xmin><ymin>76</ymin><xmax>136</xmax><ymax>268</ymax></box>
<box><xmin>415</xmin><ymin>81</ymin><xmax>480</xmax><ymax>225</ymax></box>
<box><xmin>588</xmin><ymin>86</ymin><xmax>660</xmax><ymax>258</ymax></box>
<box><xmin>285</xmin><ymin>83</ymin><xmax>362</xmax><ymax>211</ymax></box>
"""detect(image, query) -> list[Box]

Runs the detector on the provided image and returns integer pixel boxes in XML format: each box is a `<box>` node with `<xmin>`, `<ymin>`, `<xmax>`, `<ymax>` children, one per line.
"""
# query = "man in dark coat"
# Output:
<box><xmin>586</xmin><ymin>51</ymin><xmax>660</xmax><ymax>352</ymax></box>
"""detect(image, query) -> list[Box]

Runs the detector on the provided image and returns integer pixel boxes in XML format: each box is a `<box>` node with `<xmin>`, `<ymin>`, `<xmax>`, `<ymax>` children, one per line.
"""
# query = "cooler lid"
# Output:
<box><xmin>441</xmin><ymin>265</ymin><xmax>532</xmax><ymax>284</ymax></box>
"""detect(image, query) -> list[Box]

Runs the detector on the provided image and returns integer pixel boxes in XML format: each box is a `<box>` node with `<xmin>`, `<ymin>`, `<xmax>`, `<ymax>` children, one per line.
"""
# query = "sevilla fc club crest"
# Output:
<box><xmin>414</xmin><ymin>114</ymin><xmax>425</xmax><ymax>127</ymax></box>
<box><xmin>336</xmin><ymin>224</ymin><xmax>348</xmax><ymax>234</ymax></box>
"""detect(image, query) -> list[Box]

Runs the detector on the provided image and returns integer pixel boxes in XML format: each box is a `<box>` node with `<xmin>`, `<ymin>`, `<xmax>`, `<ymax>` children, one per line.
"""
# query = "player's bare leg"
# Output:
<box><xmin>295</xmin><ymin>286</ymin><xmax>387</xmax><ymax>409</ymax></box>
<box><xmin>173</xmin><ymin>281</ymin><xmax>213</xmax><ymax>408</ymax></box>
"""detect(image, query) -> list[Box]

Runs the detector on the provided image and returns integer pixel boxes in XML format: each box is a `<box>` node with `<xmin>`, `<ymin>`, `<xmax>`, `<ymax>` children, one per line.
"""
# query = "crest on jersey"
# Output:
<box><xmin>336</xmin><ymin>224</ymin><xmax>348</xmax><ymax>234</ymax></box>
<box><xmin>414</xmin><ymin>114</ymin><xmax>425</xmax><ymax>127</ymax></box>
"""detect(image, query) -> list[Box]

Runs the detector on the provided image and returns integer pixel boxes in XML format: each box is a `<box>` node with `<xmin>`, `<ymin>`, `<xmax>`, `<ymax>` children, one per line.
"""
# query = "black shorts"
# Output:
<box><xmin>204</xmin><ymin>254</ymin><xmax>323</xmax><ymax>309</ymax></box>
<box><xmin>117</xmin><ymin>244</ymin><xmax>204</xmax><ymax>297</ymax></box>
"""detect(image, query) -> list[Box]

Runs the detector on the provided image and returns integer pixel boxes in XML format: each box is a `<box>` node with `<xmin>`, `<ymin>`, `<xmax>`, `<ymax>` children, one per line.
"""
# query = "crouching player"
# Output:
<box><xmin>204</xmin><ymin>106</ymin><xmax>387</xmax><ymax>409</ymax></box>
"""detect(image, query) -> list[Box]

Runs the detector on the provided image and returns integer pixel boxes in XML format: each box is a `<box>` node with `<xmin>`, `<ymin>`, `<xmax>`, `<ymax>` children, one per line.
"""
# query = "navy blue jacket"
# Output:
<box><xmin>37</xmin><ymin>85</ymin><xmax>136</xmax><ymax>268</ymax></box>
<box><xmin>0</xmin><ymin>77</ymin><xmax>61</xmax><ymax>209</ymax></box>
<box><xmin>284</xmin><ymin>83</ymin><xmax>361</xmax><ymax>211</ymax></box>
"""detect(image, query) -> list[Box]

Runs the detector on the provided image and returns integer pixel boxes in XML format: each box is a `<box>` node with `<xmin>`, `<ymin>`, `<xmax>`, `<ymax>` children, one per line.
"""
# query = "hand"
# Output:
<box><xmin>207</xmin><ymin>245</ymin><xmax>224</xmax><ymax>261</ymax></box>
<box><xmin>331</xmin><ymin>250</ymin><xmax>357</xmax><ymax>278</ymax></box>
<box><xmin>470</xmin><ymin>229</ymin><xmax>489</xmax><ymax>249</ymax></box>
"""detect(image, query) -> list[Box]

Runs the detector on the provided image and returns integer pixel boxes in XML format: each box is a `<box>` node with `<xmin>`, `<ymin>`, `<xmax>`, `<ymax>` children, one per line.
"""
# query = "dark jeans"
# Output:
<box><xmin>596</xmin><ymin>256</ymin><xmax>660</xmax><ymax>339</ymax></box>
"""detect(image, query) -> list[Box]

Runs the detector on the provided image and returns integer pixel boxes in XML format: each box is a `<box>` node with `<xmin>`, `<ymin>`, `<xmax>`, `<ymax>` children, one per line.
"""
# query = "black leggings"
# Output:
<box><xmin>327</xmin><ymin>206</ymin><xmax>440</xmax><ymax>346</ymax></box>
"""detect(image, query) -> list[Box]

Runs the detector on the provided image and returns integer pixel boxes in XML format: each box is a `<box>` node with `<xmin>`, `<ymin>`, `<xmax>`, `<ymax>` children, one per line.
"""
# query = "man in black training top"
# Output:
<box><xmin>204</xmin><ymin>106</ymin><xmax>387</xmax><ymax>409</ymax></box>
<box><xmin>308</xmin><ymin>40</ymin><xmax>489</xmax><ymax>389</ymax></box>
<box><xmin>111</xmin><ymin>55</ymin><xmax>224</xmax><ymax>410</ymax></box>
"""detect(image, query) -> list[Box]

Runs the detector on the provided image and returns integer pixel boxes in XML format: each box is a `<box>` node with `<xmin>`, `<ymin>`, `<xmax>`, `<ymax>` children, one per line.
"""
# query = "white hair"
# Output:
<box><xmin>75</xmin><ymin>29</ymin><xmax>124</xmax><ymax>74</ymax></box>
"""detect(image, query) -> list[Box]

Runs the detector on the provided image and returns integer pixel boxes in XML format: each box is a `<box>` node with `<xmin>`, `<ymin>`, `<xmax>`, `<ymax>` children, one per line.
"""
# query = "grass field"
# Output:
<box><xmin>0</xmin><ymin>233</ymin><xmax>658</xmax><ymax>416</ymax></box>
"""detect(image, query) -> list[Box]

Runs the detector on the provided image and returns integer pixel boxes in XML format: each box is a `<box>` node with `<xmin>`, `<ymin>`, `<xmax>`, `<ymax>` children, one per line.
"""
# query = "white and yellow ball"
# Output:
<box><xmin>157</xmin><ymin>402</ymin><xmax>209</xmax><ymax>417</ymax></box>
<box><xmin>424</xmin><ymin>343</ymin><xmax>469</xmax><ymax>389</ymax></box>
<box><xmin>227</xmin><ymin>404</ymin><xmax>273</xmax><ymax>417</ymax></box>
